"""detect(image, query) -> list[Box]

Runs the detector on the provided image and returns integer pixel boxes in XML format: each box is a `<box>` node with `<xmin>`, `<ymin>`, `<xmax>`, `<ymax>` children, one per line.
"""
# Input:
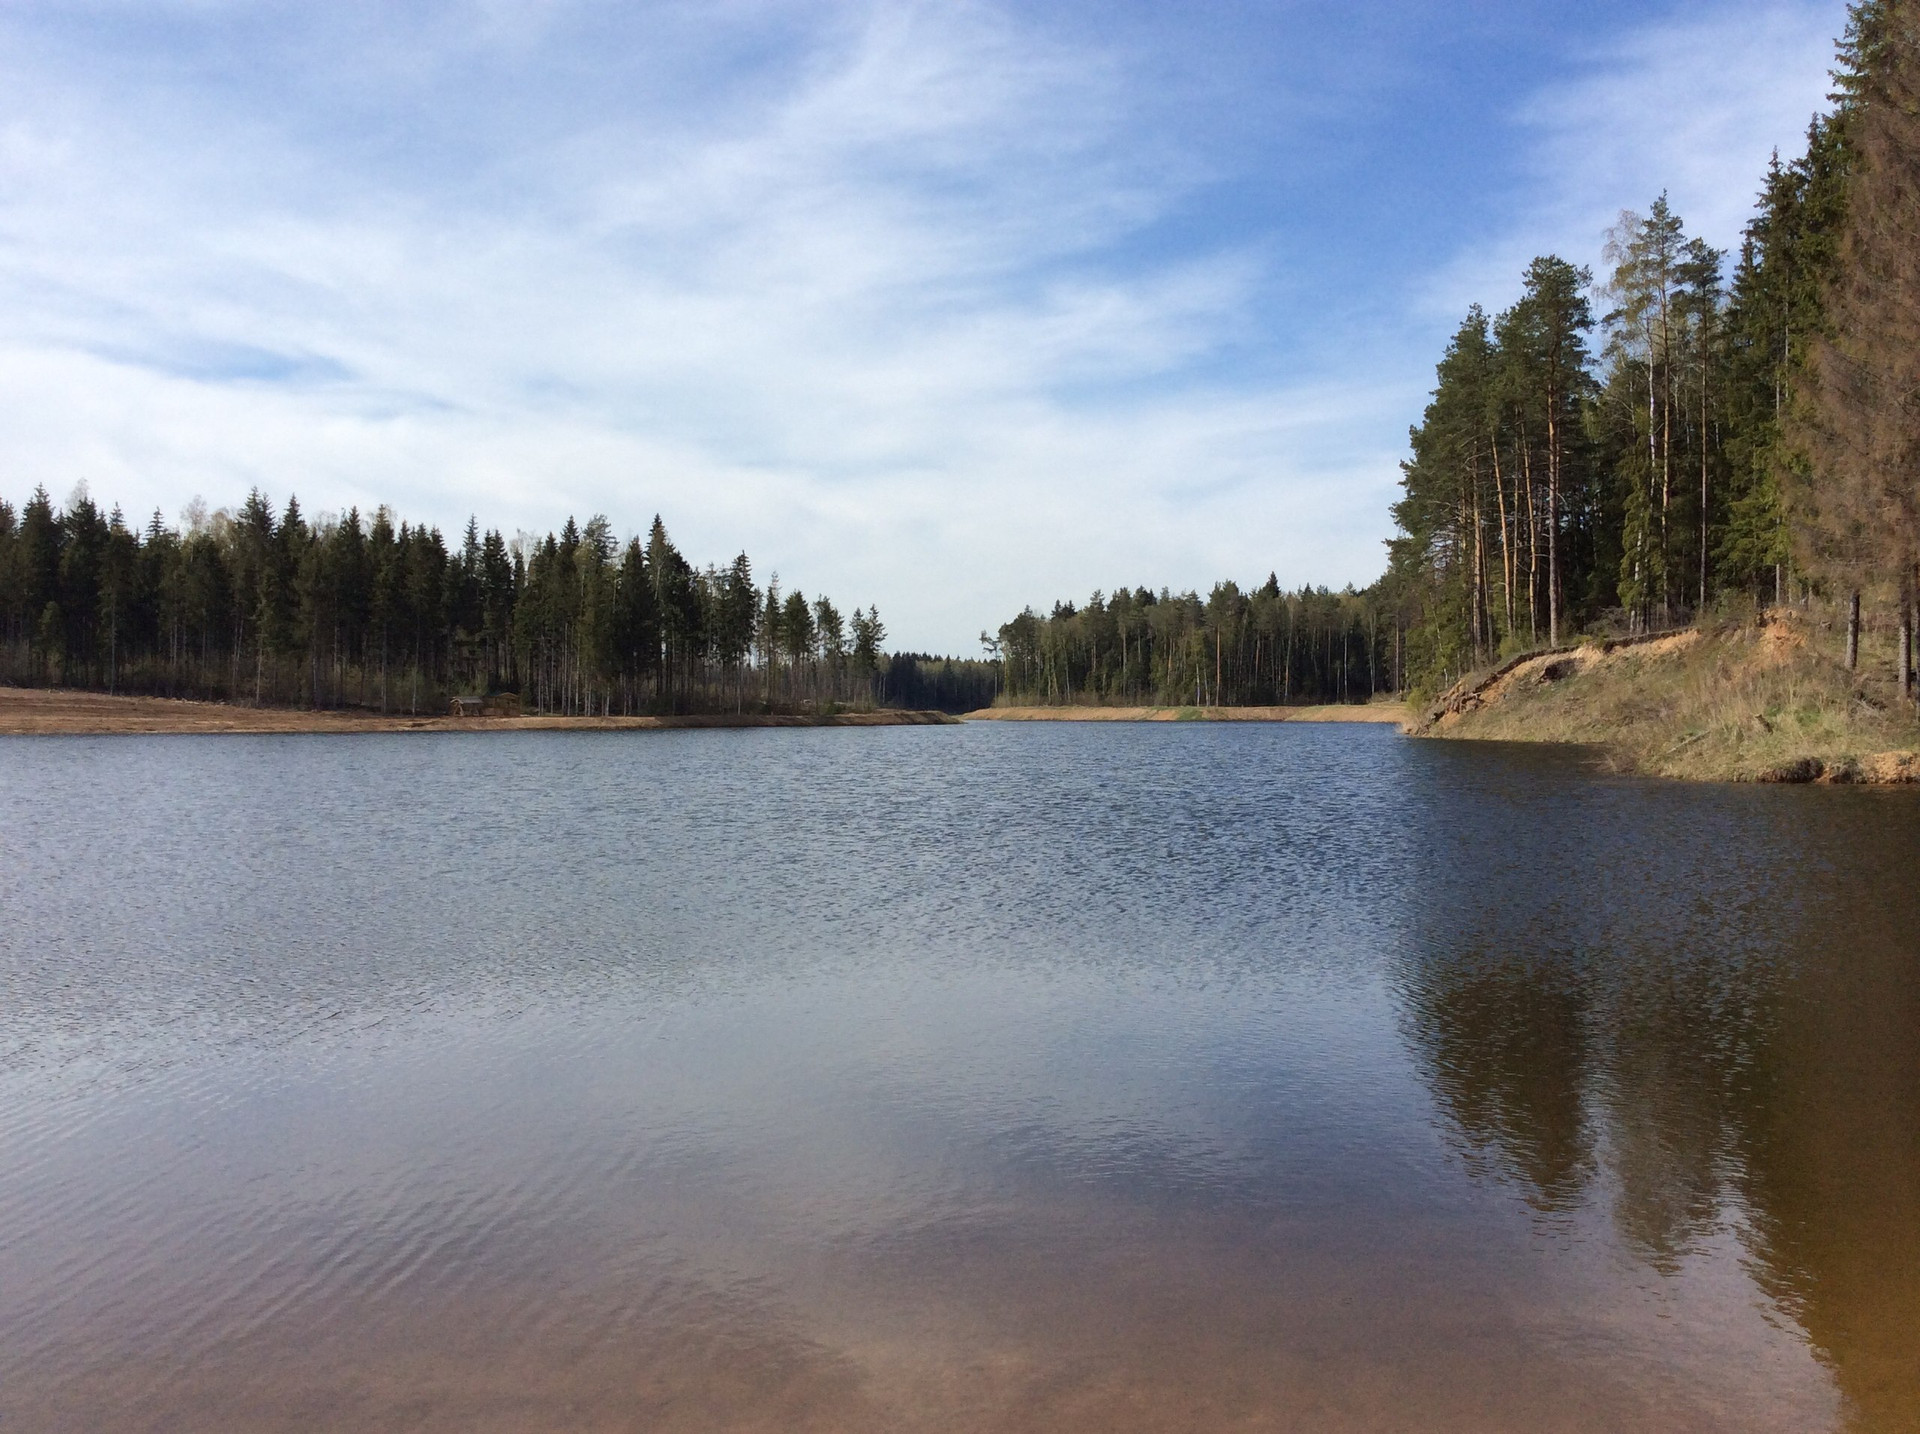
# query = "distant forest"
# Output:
<box><xmin>988</xmin><ymin>583</ymin><xmax>1395</xmax><ymax>708</ymax></box>
<box><xmin>1003</xmin><ymin>2</ymin><xmax>1918</xmax><ymax>709</ymax></box>
<box><xmin>1385</xmin><ymin>0</ymin><xmax>1918</xmax><ymax>698</ymax></box>
<box><xmin>0</xmin><ymin>494</ymin><xmax>996</xmax><ymax>715</ymax></box>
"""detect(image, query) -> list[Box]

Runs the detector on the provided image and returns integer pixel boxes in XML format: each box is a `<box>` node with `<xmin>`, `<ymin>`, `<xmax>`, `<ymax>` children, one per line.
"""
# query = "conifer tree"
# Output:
<box><xmin>851</xmin><ymin>606</ymin><xmax>885</xmax><ymax>675</ymax></box>
<box><xmin>1800</xmin><ymin>0</ymin><xmax>1918</xmax><ymax>697</ymax></box>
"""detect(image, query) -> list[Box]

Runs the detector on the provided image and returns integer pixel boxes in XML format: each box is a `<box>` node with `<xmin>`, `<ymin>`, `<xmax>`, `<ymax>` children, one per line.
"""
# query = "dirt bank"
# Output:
<box><xmin>1410</xmin><ymin>614</ymin><xmax>1920</xmax><ymax>783</ymax></box>
<box><xmin>0</xmin><ymin>686</ymin><xmax>957</xmax><ymax>736</ymax></box>
<box><xmin>963</xmin><ymin>703</ymin><xmax>1409</xmax><ymax>724</ymax></box>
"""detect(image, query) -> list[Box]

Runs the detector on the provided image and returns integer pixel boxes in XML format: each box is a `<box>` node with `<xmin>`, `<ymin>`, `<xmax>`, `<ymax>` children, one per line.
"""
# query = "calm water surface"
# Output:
<box><xmin>1</xmin><ymin>724</ymin><xmax>1916</xmax><ymax>1431</ymax></box>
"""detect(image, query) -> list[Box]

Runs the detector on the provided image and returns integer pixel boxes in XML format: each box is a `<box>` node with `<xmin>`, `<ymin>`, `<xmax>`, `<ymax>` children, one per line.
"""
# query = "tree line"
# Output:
<box><xmin>1387</xmin><ymin>0</ymin><xmax>1919</xmax><ymax>700</ymax></box>
<box><xmin>0</xmin><ymin>489</ymin><xmax>916</xmax><ymax>715</ymax></box>
<box><xmin>990</xmin><ymin>580</ymin><xmax>1396</xmax><ymax>707</ymax></box>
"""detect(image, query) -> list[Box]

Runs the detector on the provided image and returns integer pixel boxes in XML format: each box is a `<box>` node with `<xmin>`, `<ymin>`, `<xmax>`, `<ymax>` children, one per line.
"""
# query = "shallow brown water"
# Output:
<box><xmin>1</xmin><ymin>725</ymin><xmax>1916</xmax><ymax>1431</ymax></box>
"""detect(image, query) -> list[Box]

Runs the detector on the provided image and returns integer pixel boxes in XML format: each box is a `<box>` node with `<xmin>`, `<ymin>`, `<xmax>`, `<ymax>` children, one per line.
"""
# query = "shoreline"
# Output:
<box><xmin>961</xmin><ymin>703</ymin><xmax>1408</xmax><ymax>724</ymax></box>
<box><xmin>0</xmin><ymin>685</ymin><xmax>1411</xmax><ymax>735</ymax></box>
<box><xmin>1407</xmin><ymin>619</ymin><xmax>1920</xmax><ymax>784</ymax></box>
<box><xmin>0</xmin><ymin>686</ymin><xmax>957</xmax><ymax>736</ymax></box>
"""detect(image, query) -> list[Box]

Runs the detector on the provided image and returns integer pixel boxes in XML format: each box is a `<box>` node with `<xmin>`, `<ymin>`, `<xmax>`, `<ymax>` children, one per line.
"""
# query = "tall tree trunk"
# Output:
<box><xmin>1643</xmin><ymin>354</ymin><xmax>1658</xmax><ymax>631</ymax></box>
<box><xmin>1521</xmin><ymin>428</ymin><xmax>1539</xmax><ymax>645</ymax></box>
<box><xmin>1660</xmin><ymin>344</ymin><xmax>1673</xmax><ymax>625</ymax></box>
<box><xmin>1699</xmin><ymin>336</ymin><xmax>1711</xmax><ymax>616</ymax></box>
<box><xmin>1470</xmin><ymin>452</ymin><xmax>1486</xmax><ymax>664</ymax></box>
<box><xmin>1492</xmin><ymin>437</ymin><xmax>1515</xmax><ymax>637</ymax></box>
<box><xmin>1546</xmin><ymin>409</ymin><xmax>1561</xmax><ymax>649</ymax></box>
<box><xmin>1846</xmin><ymin>590</ymin><xmax>1861</xmax><ymax>671</ymax></box>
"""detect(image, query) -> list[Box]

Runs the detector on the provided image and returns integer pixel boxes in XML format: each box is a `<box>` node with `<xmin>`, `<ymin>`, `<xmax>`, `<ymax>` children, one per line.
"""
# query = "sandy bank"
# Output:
<box><xmin>962</xmin><ymin>703</ymin><xmax>1408</xmax><ymax>724</ymax></box>
<box><xmin>1409</xmin><ymin>615</ymin><xmax>1920</xmax><ymax>783</ymax></box>
<box><xmin>0</xmin><ymin>686</ymin><xmax>957</xmax><ymax>736</ymax></box>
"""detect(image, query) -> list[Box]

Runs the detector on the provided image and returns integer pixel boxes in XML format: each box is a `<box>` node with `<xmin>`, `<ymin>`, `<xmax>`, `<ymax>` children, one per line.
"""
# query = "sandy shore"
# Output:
<box><xmin>0</xmin><ymin>686</ymin><xmax>957</xmax><ymax>736</ymax></box>
<box><xmin>962</xmin><ymin>703</ymin><xmax>1409</xmax><ymax>724</ymax></box>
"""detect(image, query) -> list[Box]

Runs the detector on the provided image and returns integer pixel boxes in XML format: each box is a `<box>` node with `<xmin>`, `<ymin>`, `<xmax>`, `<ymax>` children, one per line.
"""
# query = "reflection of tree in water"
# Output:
<box><xmin>1402</xmin><ymin>952</ymin><xmax>1593</xmax><ymax>1213</ymax></box>
<box><xmin>1393</xmin><ymin>753</ymin><xmax>1920</xmax><ymax>1427</ymax></box>
<box><xmin>1397</xmin><ymin>933</ymin><xmax>1774</xmax><ymax>1264</ymax></box>
<box><xmin>1592</xmin><ymin>954</ymin><xmax>1769</xmax><ymax>1273</ymax></box>
<box><xmin>1730</xmin><ymin>889</ymin><xmax>1920</xmax><ymax>1434</ymax></box>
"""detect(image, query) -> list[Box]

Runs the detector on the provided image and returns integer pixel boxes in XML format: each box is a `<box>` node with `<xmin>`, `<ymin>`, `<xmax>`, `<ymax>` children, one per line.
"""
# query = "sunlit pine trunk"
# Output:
<box><xmin>1699</xmin><ymin>322</ymin><xmax>1712</xmax><ymax>616</ymax></box>
<box><xmin>1546</xmin><ymin>401</ymin><xmax>1561</xmax><ymax>650</ymax></box>
<box><xmin>1283</xmin><ymin>610</ymin><xmax>1292</xmax><ymax>703</ymax></box>
<box><xmin>1520</xmin><ymin>421</ymin><xmax>1539</xmax><ymax>646</ymax></box>
<box><xmin>1471</xmin><ymin>443</ymin><xmax>1488</xmax><ymax>665</ymax></box>
<box><xmin>1492</xmin><ymin>436</ymin><xmax>1514</xmax><ymax>641</ymax></box>
<box><xmin>1652</xmin><ymin>310</ymin><xmax>1669</xmax><ymax>628</ymax></box>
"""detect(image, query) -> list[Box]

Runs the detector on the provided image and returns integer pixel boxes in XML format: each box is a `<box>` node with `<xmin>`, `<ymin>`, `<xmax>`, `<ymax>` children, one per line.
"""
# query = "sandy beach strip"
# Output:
<box><xmin>961</xmin><ymin>703</ymin><xmax>1408</xmax><ymax>724</ymax></box>
<box><xmin>0</xmin><ymin>686</ymin><xmax>957</xmax><ymax>736</ymax></box>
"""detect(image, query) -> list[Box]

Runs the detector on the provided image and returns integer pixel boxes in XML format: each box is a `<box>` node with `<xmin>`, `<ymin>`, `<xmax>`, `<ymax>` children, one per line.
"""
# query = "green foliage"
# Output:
<box><xmin>1388</xmin><ymin>256</ymin><xmax>1600</xmax><ymax>690</ymax></box>
<box><xmin>850</xmin><ymin>606</ymin><xmax>885</xmax><ymax>674</ymax></box>
<box><xmin>880</xmin><ymin>653</ymin><xmax>999</xmax><ymax>712</ymax></box>
<box><xmin>0</xmin><ymin>494</ymin><xmax>896</xmax><ymax>716</ymax></box>
<box><xmin>1390</xmin><ymin>3</ymin><xmax>1913</xmax><ymax>695</ymax></box>
<box><xmin>992</xmin><ymin>579</ymin><xmax>1392</xmax><ymax>707</ymax></box>
<box><xmin>1795</xmin><ymin>0</ymin><xmax>1920</xmax><ymax>600</ymax></box>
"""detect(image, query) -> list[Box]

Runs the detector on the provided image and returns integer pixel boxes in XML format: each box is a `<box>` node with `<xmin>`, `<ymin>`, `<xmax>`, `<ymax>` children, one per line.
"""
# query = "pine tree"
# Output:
<box><xmin>1391</xmin><ymin>307</ymin><xmax>1501</xmax><ymax>683</ymax></box>
<box><xmin>1514</xmin><ymin>258</ymin><xmax>1597</xmax><ymax>646</ymax></box>
<box><xmin>368</xmin><ymin>508</ymin><xmax>400</xmax><ymax>711</ymax></box>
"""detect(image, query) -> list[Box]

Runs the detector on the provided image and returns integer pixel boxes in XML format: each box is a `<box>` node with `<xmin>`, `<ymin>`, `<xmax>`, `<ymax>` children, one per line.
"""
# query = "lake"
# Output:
<box><xmin>2</xmin><ymin>723</ymin><xmax>1916</xmax><ymax>1431</ymax></box>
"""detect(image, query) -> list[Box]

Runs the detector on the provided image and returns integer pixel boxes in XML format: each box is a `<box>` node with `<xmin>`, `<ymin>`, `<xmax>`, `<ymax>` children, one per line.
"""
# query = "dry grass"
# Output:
<box><xmin>1415</xmin><ymin>613</ymin><xmax>1920</xmax><ymax>782</ymax></box>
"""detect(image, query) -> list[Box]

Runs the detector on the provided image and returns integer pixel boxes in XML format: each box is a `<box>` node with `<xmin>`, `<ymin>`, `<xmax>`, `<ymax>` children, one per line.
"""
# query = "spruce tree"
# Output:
<box><xmin>1801</xmin><ymin>0</ymin><xmax>1918</xmax><ymax>695</ymax></box>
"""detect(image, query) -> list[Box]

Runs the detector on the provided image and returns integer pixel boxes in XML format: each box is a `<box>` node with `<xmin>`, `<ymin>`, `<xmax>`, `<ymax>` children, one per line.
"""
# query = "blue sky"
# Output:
<box><xmin>0</xmin><ymin>0</ymin><xmax>1847</xmax><ymax>650</ymax></box>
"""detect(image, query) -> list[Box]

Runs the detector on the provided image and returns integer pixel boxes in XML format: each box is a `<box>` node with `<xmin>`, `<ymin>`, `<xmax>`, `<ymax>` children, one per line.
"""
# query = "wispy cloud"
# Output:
<box><xmin>3</xmin><ymin>1</ymin><xmax>1392</xmax><ymax>647</ymax></box>
<box><xmin>1425</xmin><ymin>0</ymin><xmax>1846</xmax><ymax>318</ymax></box>
<box><xmin>0</xmin><ymin>0</ymin><xmax>1854</xmax><ymax>649</ymax></box>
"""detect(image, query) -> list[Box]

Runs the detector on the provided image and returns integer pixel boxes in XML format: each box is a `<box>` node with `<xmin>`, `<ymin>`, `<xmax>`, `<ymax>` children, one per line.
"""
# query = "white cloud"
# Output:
<box><xmin>0</xmin><ymin>1</ymin><xmax>1850</xmax><ymax>651</ymax></box>
<box><xmin>1425</xmin><ymin>0</ymin><xmax>1846</xmax><ymax>319</ymax></box>
<box><xmin>0</xmin><ymin>0</ymin><xmax>1407</xmax><ymax>650</ymax></box>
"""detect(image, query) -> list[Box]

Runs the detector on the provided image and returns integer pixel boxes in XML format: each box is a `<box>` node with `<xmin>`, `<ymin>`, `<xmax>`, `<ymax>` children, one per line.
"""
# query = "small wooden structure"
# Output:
<box><xmin>449</xmin><ymin>695</ymin><xmax>485</xmax><ymax>717</ymax></box>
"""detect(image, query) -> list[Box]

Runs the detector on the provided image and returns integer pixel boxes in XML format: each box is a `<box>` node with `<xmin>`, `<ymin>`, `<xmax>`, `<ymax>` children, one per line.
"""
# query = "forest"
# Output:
<box><xmin>1384</xmin><ymin>0</ymin><xmax>1918</xmax><ymax>699</ymax></box>
<box><xmin>1000</xmin><ymin>1</ymin><xmax>1917</xmax><ymax>710</ymax></box>
<box><xmin>0</xmin><ymin>493</ymin><xmax>1004</xmax><ymax>714</ymax></box>
<box><xmin>988</xmin><ymin>582</ymin><xmax>1396</xmax><ymax>707</ymax></box>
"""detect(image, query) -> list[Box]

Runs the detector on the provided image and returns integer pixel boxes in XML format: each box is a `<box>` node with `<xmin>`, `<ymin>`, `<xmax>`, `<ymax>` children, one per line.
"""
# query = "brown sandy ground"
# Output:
<box><xmin>1410</xmin><ymin>612</ymin><xmax>1920</xmax><ymax>783</ymax></box>
<box><xmin>962</xmin><ymin>702</ymin><xmax>1409</xmax><ymax>724</ymax></box>
<box><xmin>0</xmin><ymin>686</ymin><xmax>957</xmax><ymax>736</ymax></box>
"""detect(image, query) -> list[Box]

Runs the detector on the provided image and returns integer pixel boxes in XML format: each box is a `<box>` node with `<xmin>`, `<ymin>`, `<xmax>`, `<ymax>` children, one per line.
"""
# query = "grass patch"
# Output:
<box><xmin>1419</xmin><ymin>614</ymin><xmax>1920</xmax><ymax>782</ymax></box>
